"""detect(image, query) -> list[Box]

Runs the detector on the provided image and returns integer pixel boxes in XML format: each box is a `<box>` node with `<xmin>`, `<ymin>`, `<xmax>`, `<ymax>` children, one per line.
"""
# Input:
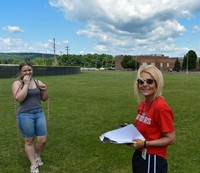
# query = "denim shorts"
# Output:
<box><xmin>18</xmin><ymin>108</ymin><xmax>47</xmax><ymax>138</ymax></box>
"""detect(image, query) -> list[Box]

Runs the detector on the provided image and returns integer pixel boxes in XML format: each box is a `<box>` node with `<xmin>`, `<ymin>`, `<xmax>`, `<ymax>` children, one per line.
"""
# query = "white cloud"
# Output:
<box><xmin>0</xmin><ymin>37</ymin><xmax>65</xmax><ymax>54</ymax></box>
<box><xmin>0</xmin><ymin>37</ymin><xmax>28</xmax><ymax>52</ymax></box>
<box><xmin>192</xmin><ymin>25</ymin><xmax>200</xmax><ymax>33</ymax></box>
<box><xmin>63</xmin><ymin>40</ymin><xmax>69</xmax><ymax>44</ymax></box>
<box><xmin>0</xmin><ymin>37</ymin><xmax>25</xmax><ymax>47</ymax></box>
<box><xmin>49</xmin><ymin>0</ymin><xmax>200</xmax><ymax>56</ymax></box>
<box><xmin>2</xmin><ymin>26</ymin><xmax>24</xmax><ymax>33</ymax></box>
<box><xmin>1</xmin><ymin>0</ymin><xmax>199</xmax><ymax>56</ymax></box>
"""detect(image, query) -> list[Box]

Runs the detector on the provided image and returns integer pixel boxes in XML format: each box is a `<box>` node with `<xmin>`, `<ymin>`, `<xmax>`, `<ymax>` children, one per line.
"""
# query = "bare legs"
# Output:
<box><xmin>35</xmin><ymin>136</ymin><xmax>47</xmax><ymax>157</ymax></box>
<box><xmin>24</xmin><ymin>136</ymin><xmax>47</xmax><ymax>166</ymax></box>
<box><xmin>25</xmin><ymin>137</ymin><xmax>37</xmax><ymax>166</ymax></box>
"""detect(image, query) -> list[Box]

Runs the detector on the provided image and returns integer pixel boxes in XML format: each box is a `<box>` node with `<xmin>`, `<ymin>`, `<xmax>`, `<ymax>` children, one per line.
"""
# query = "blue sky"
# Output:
<box><xmin>1</xmin><ymin>0</ymin><xmax>200</xmax><ymax>57</ymax></box>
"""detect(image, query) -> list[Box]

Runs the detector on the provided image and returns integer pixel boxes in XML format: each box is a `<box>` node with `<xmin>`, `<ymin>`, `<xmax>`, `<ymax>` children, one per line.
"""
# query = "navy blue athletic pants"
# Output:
<box><xmin>132</xmin><ymin>150</ymin><xmax>168</xmax><ymax>173</ymax></box>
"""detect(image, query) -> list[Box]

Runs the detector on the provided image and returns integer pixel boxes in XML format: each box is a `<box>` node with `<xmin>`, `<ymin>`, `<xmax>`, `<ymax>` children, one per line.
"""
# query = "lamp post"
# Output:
<box><xmin>186</xmin><ymin>40</ymin><xmax>189</xmax><ymax>74</ymax></box>
<box><xmin>135</xmin><ymin>56</ymin><xmax>137</xmax><ymax>71</ymax></box>
<box><xmin>186</xmin><ymin>53</ymin><xmax>188</xmax><ymax>74</ymax></box>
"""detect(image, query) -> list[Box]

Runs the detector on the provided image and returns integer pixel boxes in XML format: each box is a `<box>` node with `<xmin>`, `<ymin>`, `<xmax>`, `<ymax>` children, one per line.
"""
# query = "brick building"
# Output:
<box><xmin>115</xmin><ymin>55</ymin><xmax>183</xmax><ymax>71</ymax></box>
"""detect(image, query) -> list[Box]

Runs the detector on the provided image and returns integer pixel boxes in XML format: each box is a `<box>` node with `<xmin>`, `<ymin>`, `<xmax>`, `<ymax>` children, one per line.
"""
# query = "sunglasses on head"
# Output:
<box><xmin>137</xmin><ymin>78</ymin><xmax>155</xmax><ymax>85</ymax></box>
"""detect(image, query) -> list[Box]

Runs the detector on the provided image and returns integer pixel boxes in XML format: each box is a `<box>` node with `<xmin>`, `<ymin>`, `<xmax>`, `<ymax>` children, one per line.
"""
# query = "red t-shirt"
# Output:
<box><xmin>134</xmin><ymin>96</ymin><xmax>175</xmax><ymax>159</ymax></box>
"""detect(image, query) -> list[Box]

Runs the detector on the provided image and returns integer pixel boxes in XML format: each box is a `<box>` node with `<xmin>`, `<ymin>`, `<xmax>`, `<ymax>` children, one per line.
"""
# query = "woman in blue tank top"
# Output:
<box><xmin>12</xmin><ymin>61</ymin><xmax>48</xmax><ymax>173</ymax></box>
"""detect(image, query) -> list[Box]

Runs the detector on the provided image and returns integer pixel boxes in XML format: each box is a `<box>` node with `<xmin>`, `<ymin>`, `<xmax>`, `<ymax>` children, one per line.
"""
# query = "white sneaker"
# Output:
<box><xmin>30</xmin><ymin>165</ymin><xmax>39</xmax><ymax>173</ymax></box>
<box><xmin>35</xmin><ymin>156</ymin><xmax>43</xmax><ymax>166</ymax></box>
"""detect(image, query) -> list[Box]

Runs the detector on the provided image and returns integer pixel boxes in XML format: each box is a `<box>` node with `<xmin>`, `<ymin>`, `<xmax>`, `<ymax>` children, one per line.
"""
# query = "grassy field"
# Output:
<box><xmin>0</xmin><ymin>70</ymin><xmax>200</xmax><ymax>173</ymax></box>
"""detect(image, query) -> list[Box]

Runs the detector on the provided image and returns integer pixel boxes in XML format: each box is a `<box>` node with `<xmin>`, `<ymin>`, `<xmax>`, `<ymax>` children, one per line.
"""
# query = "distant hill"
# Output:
<box><xmin>0</xmin><ymin>52</ymin><xmax>55</xmax><ymax>59</ymax></box>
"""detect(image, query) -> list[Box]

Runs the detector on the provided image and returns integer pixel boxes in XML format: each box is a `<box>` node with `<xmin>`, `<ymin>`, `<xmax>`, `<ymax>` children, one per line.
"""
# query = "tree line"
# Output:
<box><xmin>0</xmin><ymin>53</ymin><xmax>115</xmax><ymax>69</ymax></box>
<box><xmin>1</xmin><ymin>50</ymin><xmax>199</xmax><ymax>71</ymax></box>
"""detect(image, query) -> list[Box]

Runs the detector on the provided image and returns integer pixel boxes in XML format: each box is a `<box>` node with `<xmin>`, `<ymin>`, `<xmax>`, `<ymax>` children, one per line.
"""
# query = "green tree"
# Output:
<box><xmin>32</xmin><ymin>57</ymin><xmax>44</xmax><ymax>65</ymax></box>
<box><xmin>198</xmin><ymin>58</ymin><xmax>200</xmax><ymax>70</ymax></box>
<box><xmin>182</xmin><ymin>50</ymin><xmax>197</xmax><ymax>71</ymax></box>
<box><xmin>173</xmin><ymin>58</ymin><xmax>181</xmax><ymax>72</ymax></box>
<box><xmin>121</xmin><ymin>55</ymin><xmax>136</xmax><ymax>70</ymax></box>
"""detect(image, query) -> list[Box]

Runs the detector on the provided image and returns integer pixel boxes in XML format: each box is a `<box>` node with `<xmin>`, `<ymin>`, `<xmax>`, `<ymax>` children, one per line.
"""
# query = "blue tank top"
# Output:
<box><xmin>18</xmin><ymin>80</ymin><xmax>42</xmax><ymax>113</ymax></box>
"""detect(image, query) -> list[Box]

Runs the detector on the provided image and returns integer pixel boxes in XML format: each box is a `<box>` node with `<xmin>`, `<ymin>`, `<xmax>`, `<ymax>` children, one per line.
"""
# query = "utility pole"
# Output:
<box><xmin>66</xmin><ymin>46</ymin><xmax>70</xmax><ymax>55</ymax></box>
<box><xmin>53</xmin><ymin>38</ymin><xmax>56</xmax><ymax>55</ymax></box>
<box><xmin>53</xmin><ymin>38</ymin><xmax>58</xmax><ymax>65</ymax></box>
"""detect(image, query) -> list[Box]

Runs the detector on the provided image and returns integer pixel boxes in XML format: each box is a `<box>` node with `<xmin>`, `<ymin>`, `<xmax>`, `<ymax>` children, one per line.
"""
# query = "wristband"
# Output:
<box><xmin>143</xmin><ymin>140</ymin><xmax>146</xmax><ymax>148</ymax></box>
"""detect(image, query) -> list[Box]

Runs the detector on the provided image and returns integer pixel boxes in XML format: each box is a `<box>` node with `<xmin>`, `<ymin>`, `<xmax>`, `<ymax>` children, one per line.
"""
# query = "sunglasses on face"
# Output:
<box><xmin>137</xmin><ymin>78</ymin><xmax>156</xmax><ymax>85</ymax></box>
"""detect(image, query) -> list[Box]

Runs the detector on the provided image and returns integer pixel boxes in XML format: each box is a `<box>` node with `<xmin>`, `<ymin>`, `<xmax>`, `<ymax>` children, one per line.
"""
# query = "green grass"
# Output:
<box><xmin>0</xmin><ymin>71</ymin><xmax>200</xmax><ymax>173</ymax></box>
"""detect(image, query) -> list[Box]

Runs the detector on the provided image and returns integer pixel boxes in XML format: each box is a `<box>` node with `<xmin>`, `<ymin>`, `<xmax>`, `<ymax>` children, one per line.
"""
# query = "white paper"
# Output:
<box><xmin>99</xmin><ymin>124</ymin><xmax>145</xmax><ymax>144</ymax></box>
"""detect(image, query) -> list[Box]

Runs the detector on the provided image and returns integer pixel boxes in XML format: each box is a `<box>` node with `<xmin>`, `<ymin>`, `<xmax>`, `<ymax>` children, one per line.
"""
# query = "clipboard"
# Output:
<box><xmin>99</xmin><ymin>124</ymin><xmax>145</xmax><ymax>144</ymax></box>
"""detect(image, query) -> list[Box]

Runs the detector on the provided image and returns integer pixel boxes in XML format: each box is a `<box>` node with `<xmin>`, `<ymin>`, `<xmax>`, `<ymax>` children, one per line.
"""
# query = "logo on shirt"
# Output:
<box><xmin>136</xmin><ymin>113</ymin><xmax>151</xmax><ymax>125</ymax></box>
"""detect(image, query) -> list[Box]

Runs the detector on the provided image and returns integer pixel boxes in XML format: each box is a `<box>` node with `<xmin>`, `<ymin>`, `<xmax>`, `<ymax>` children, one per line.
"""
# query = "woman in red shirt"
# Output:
<box><xmin>130</xmin><ymin>65</ymin><xmax>176</xmax><ymax>173</ymax></box>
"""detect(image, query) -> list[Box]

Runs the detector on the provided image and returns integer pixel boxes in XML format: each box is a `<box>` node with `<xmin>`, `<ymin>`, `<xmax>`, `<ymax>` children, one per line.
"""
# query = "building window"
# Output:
<box><xmin>151</xmin><ymin>62</ymin><xmax>155</xmax><ymax>66</ymax></box>
<box><xmin>167</xmin><ymin>63</ymin><xmax>169</xmax><ymax>67</ymax></box>
<box><xmin>142</xmin><ymin>62</ymin><xmax>147</xmax><ymax>66</ymax></box>
<box><xmin>160</xmin><ymin>63</ymin><xmax>163</xmax><ymax>67</ymax></box>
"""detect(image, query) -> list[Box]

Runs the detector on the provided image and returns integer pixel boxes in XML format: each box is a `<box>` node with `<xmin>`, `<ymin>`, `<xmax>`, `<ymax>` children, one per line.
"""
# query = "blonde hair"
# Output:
<box><xmin>134</xmin><ymin>65</ymin><xmax>164</xmax><ymax>102</ymax></box>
